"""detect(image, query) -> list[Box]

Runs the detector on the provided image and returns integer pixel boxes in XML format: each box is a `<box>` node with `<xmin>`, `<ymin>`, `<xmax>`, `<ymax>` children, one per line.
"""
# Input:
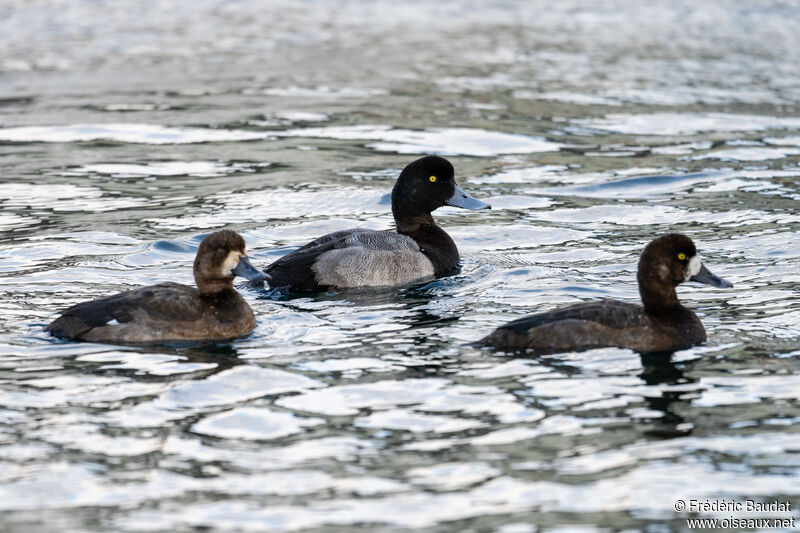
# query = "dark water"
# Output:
<box><xmin>2</xmin><ymin>1</ymin><xmax>800</xmax><ymax>531</ymax></box>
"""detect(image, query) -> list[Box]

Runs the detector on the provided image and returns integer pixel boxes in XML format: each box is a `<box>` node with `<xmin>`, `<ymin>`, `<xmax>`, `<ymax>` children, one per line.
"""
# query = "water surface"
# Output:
<box><xmin>2</xmin><ymin>1</ymin><xmax>800</xmax><ymax>531</ymax></box>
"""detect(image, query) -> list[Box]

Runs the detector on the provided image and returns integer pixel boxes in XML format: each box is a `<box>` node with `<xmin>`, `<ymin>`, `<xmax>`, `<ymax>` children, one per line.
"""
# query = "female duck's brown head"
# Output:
<box><xmin>194</xmin><ymin>230</ymin><xmax>267</xmax><ymax>294</ymax></box>
<box><xmin>637</xmin><ymin>233</ymin><xmax>732</xmax><ymax>311</ymax></box>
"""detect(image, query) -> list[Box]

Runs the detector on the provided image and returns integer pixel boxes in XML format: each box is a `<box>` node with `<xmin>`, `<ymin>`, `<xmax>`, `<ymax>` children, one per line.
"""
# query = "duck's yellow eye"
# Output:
<box><xmin>429</xmin><ymin>176</ymin><xmax>437</xmax><ymax>183</ymax></box>
<box><xmin>677</xmin><ymin>253</ymin><xmax>686</xmax><ymax>261</ymax></box>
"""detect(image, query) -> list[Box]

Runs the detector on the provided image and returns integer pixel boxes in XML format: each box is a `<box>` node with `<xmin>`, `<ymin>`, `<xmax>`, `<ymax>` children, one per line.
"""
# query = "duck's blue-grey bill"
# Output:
<box><xmin>445</xmin><ymin>184</ymin><xmax>491</xmax><ymax>210</ymax></box>
<box><xmin>233</xmin><ymin>256</ymin><xmax>270</xmax><ymax>282</ymax></box>
<box><xmin>690</xmin><ymin>264</ymin><xmax>732</xmax><ymax>288</ymax></box>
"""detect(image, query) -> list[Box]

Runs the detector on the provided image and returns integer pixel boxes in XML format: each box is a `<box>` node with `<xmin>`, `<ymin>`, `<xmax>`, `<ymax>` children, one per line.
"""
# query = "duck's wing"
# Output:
<box><xmin>265</xmin><ymin>229</ymin><xmax>421</xmax><ymax>291</ymax></box>
<box><xmin>499</xmin><ymin>301</ymin><xmax>648</xmax><ymax>334</ymax></box>
<box><xmin>46</xmin><ymin>282</ymin><xmax>201</xmax><ymax>339</ymax></box>
<box><xmin>476</xmin><ymin>300</ymin><xmax>652</xmax><ymax>351</ymax></box>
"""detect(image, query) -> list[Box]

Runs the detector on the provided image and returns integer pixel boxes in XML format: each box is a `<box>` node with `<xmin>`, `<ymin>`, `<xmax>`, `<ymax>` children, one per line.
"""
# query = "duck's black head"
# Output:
<box><xmin>391</xmin><ymin>155</ymin><xmax>490</xmax><ymax>222</ymax></box>
<box><xmin>194</xmin><ymin>230</ymin><xmax>267</xmax><ymax>294</ymax></box>
<box><xmin>637</xmin><ymin>233</ymin><xmax>732</xmax><ymax>310</ymax></box>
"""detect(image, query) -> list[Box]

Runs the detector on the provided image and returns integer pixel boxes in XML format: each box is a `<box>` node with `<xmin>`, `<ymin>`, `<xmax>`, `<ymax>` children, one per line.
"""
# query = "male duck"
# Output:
<box><xmin>263</xmin><ymin>155</ymin><xmax>490</xmax><ymax>291</ymax></box>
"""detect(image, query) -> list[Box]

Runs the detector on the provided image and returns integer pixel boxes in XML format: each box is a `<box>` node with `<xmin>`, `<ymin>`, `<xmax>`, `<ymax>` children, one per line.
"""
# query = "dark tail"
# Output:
<box><xmin>45</xmin><ymin>315</ymin><xmax>90</xmax><ymax>339</ymax></box>
<box><xmin>468</xmin><ymin>335</ymin><xmax>491</xmax><ymax>348</ymax></box>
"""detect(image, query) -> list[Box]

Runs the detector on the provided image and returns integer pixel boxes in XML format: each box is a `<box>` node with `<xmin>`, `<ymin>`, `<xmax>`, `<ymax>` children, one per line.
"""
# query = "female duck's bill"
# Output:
<box><xmin>231</xmin><ymin>253</ymin><xmax>266</xmax><ymax>281</ymax></box>
<box><xmin>686</xmin><ymin>256</ymin><xmax>733</xmax><ymax>288</ymax></box>
<box><xmin>46</xmin><ymin>230</ymin><xmax>267</xmax><ymax>344</ymax></box>
<box><xmin>476</xmin><ymin>233</ymin><xmax>733</xmax><ymax>354</ymax></box>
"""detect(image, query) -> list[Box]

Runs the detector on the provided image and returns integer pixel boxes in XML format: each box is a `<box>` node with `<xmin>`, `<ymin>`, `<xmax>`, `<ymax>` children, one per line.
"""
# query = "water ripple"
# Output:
<box><xmin>2</xmin><ymin>1</ymin><xmax>800</xmax><ymax>531</ymax></box>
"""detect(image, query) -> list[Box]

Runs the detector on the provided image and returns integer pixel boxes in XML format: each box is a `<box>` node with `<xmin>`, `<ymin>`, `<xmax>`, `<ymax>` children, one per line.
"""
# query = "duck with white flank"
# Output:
<box><xmin>263</xmin><ymin>155</ymin><xmax>490</xmax><ymax>291</ymax></box>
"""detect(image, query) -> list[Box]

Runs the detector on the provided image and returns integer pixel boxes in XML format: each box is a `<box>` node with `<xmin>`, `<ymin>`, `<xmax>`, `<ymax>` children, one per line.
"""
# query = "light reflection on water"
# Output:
<box><xmin>2</xmin><ymin>0</ymin><xmax>800</xmax><ymax>531</ymax></box>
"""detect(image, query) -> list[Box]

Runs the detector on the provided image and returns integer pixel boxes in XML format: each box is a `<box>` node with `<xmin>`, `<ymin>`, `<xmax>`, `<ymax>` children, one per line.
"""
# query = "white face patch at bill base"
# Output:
<box><xmin>221</xmin><ymin>251</ymin><xmax>242</xmax><ymax>277</ymax></box>
<box><xmin>686</xmin><ymin>254</ymin><xmax>702</xmax><ymax>280</ymax></box>
<box><xmin>106</xmin><ymin>319</ymin><xmax>120</xmax><ymax>326</ymax></box>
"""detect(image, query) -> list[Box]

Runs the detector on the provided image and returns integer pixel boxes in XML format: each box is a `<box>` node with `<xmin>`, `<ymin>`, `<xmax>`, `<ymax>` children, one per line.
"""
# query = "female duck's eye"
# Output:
<box><xmin>677</xmin><ymin>253</ymin><xmax>686</xmax><ymax>261</ymax></box>
<box><xmin>217</xmin><ymin>249</ymin><xmax>225</xmax><ymax>256</ymax></box>
<box><xmin>429</xmin><ymin>176</ymin><xmax>437</xmax><ymax>183</ymax></box>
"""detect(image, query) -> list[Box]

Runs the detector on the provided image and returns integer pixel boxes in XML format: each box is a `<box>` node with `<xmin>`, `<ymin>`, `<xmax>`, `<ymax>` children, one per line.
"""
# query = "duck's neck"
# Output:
<box><xmin>638</xmin><ymin>273</ymin><xmax>683</xmax><ymax>317</ymax></box>
<box><xmin>196</xmin><ymin>278</ymin><xmax>235</xmax><ymax>297</ymax></box>
<box><xmin>395</xmin><ymin>213</ymin><xmax>459</xmax><ymax>275</ymax></box>
<box><xmin>395</xmin><ymin>213</ymin><xmax>436</xmax><ymax>234</ymax></box>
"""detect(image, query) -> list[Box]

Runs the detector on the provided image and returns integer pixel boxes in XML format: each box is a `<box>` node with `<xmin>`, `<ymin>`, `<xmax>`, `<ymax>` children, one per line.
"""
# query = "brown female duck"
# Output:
<box><xmin>477</xmin><ymin>234</ymin><xmax>732</xmax><ymax>353</ymax></box>
<box><xmin>46</xmin><ymin>230</ymin><xmax>266</xmax><ymax>343</ymax></box>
